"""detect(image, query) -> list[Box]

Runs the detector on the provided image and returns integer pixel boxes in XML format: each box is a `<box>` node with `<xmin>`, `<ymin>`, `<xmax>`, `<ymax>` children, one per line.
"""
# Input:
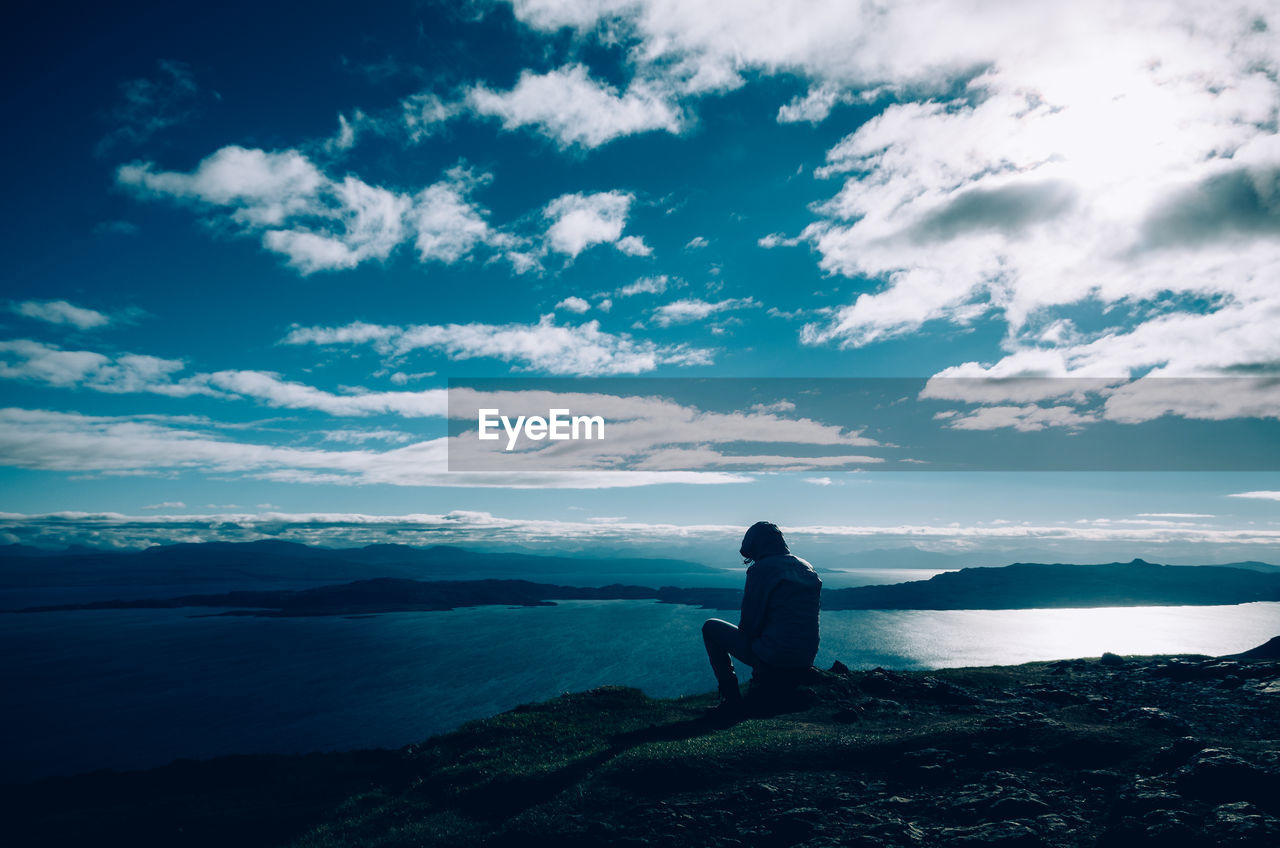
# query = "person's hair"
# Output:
<box><xmin>739</xmin><ymin>521</ymin><xmax>789</xmax><ymax>563</ymax></box>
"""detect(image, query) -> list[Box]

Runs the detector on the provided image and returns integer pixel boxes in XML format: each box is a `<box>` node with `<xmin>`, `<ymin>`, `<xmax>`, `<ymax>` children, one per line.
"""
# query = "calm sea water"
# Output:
<box><xmin>2</xmin><ymin>599</ymin><xmax>1277</xmax><ymax>783</ymax></box>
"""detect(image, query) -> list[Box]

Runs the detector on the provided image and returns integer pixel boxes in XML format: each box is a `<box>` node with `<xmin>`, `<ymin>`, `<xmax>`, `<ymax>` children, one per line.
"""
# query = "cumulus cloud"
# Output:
<box><xmin>118</xmin><ymin>147</ymin><xmax>508</xmax><ymax>274</ymax></box>
<box><xmin>408</xmin><ymin>166</ymin><xmax>502</xmax><ymax>264</ymax></box>
<box><xmin>785</xmin><ymin>3</ymin><xmax>1280</xmax><ymax>388</ymax></box>
<box><xmin>543</xmin><ymin>190</ymin><xmax>637</xmax><ymax>257</ymax></box>
<box><xmin>467</xmin><ymin>64</ymin><xmax>681</xmax><ymax>148</ymax></box>
<box><xmin>11</xmin><ymin>300</ymin><xmax>111</xmax><ymax>330</ymax></box>
<box><xmin>615</xmin><ymin>234</ymin><xmax>652</xmax><ymax>256</ymax></box>
<box><xmin>555</xmin><ymin>296</ymin><xmax>592</xmax><ymax>313</ymax></box>
<box><xmin>618</xmin><ymin>275</ymin><xmax>668</xmax><ymax>296</ymax></box>
<box><xmin>493</xmin><ymin>2</ymin><xmax>1280</xmax><ymax>422</ymax></box>
<box><xmin>650</xmin><ymin>296</ymin><xmax>757</xmax><ymax>327</ymax></box>
<box><xmin>284</xmin><ymin>314</ymin><xmax>715</xmax><ymax>375</ymax></box>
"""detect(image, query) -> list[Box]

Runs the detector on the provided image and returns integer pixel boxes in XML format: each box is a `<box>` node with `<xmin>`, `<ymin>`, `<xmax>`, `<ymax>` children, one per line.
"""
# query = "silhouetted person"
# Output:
<box><xmin>702</xmin><ymin>521</ymin><xmax>821</xmax><ymax>713</ymax></box>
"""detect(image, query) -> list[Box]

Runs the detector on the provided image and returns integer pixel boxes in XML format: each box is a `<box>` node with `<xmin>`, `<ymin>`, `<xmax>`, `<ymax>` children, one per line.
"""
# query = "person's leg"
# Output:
<box><xmin>702</xmin><ymin>618</ymin><xmax>763</xmax><ymax>701</ymax></box>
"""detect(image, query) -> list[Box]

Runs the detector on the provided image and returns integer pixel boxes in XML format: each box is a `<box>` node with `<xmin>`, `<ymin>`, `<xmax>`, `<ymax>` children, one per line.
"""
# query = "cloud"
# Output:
<box><xmin>543</xmin><ymin>190</ymin><xmax>636</xmax><ymax>257</ymax></box>
<box><xmin>408</xmin><ymin>166</ymin><xmax>501</xmax><ymax>264</ymax></box>
<box><xmin>5</xmin><ymin>506</ymin><xmax>1280</xmax><ymax>553</ymax></box>
<box><xmin>618</xmin><ymin>275</ymin><xmax>668</xmax><ymax>296</ymax></box>
<box><xmin>10</xmin><ymin>300</ymin><xmax>111</xmax><ymax>330</ymax></box>
<box><xmin>651</xmin><ymin>297</ymin><xmax>757</xmax><ymax>327</ymax></box>
<box><xmin>401</xmin><ymin>92</ymin><xmax>463</xmax><ymax>142</ymax></box>
<box><xmin>0</xmin><ymin>340</ymin><xmax>212</xmax><ymax>396</ymax></box>
<box><xmin>615</xmin><ymin>235</ymin><xmax>652</xmax><ymax>256</ymax></box>
<box><xmin>118</xmin><ymin>146</ymin><xmax>506</xmax><ymax>274</ymax></box>
<box><xmin>758</xmin><ymin>232</ymin><xmax>801</xmax><ymax>248</ymax></box>
<box><xmin>1227</xmin><ymin>491</ymin><xmax>1280</xmax><ymax>501</ymax></box>
<box><xmin>0</xmin><ymin>408</ymin><xmax>748</xmax><ymax>490</ymax></box>
<box><xmin>685</xmin><ymin>236</ymin><xmax>708</xmax><ymax>249</ymax></box>
<box><xmin>284</xmin><ymin>314</ymin><xmax>715</xmax><ymax>375</ymax></box>
<box><xmin>0</xmin><ymin>339</ymin><xmax>453</xmax><ymax>417</ymax></box>
<box><xmin>776</xmin><ymin>84</ymin><xmax>854</xmax><ymax>124</ymax></box>
<box><xmin>504</xmin><ymin>2</ymin><xmax>1277</xmax><ymax>418</ymax></box>
<box><xmin>98</xmin><ymin>59</ymin><xmax>198</xmax><ymax>152</ymax></box>
<box><xmin>204</xmin><ymin>371</ymin><xmax>448</xmax><ymax>417</ymax></box>
<box><xmin>466</xmin><ymin>64</ymin><xmax>681</xmax><ymax>148</ymax></box>
<box><xmin>141</xmin><ymin>501</ymin><xmax>186</xmax><ymax>510</ymax></box>
<box><xmin>942</xmin><ymin>404</ymin><xmax>1098</xmax><ymax>432</ymax></box>
<box><xmin>555</xmin><ymin>296</ymin><xmax>591</xmax><ymax>314</ymax></box>
<box><xmin>777</xmin><ymin>3</ymin><xmax>1280</xmax><ymax>393</ymax></box>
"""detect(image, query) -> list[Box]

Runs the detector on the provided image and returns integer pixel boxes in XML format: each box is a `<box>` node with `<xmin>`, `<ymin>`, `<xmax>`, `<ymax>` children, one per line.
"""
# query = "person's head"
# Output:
<box><xmin>739</xmin><ymin>521</ymin><xmax>789</xmax><ymax>563</ymax></box>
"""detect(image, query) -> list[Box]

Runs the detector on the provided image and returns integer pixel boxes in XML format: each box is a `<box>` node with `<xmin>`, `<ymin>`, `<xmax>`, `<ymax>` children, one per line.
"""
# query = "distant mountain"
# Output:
<box><xmin>822</xmin><ymin>559</ymin><xmax>1280</xmax><ymax>610</ymax></box>
<box><xmin>14</xmin><ymin>558</ymin><xmax>1280</xmax><ymax>616</ymax></box>
<box><xmin>0</xmin><ymin>540</ymin><xmax>724</xmax><ymax>594</ymax></box>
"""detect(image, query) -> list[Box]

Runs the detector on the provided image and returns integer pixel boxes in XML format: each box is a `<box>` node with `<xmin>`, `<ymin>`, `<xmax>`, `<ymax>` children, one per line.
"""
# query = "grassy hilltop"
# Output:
<box><xmin>7</xmin><ymin>642</ymin><xmax>1280</xmax><ymax>847</ymax></box>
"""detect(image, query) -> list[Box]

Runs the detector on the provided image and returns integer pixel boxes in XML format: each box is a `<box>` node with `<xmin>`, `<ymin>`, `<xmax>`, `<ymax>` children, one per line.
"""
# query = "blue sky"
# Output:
<box><xmin>4</xmin><ymin>0</ymin><xmax>1280</xmax><ymax>562</ymax></box>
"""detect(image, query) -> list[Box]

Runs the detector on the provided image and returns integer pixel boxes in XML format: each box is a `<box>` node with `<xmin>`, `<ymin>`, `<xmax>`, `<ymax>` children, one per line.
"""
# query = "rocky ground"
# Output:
<box><xmin>7</xmin><ymin>645</ymin><xmax>1280</xmax><ymax>847</ymax></box>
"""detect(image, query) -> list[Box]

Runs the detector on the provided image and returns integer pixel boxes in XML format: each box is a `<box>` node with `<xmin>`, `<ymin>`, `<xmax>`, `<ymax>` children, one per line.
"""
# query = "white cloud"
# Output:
<box><xmin>543</xmin><ymin>190</ymin><xmax>635</xmax><ymax>257</ymax></box>
<box><xmin>118</xmin><ymin>146</ymin><xmax>508</xmax><ymax>275</ymax></box>
<box><xmin>1228</xmin><ymin>491</ymin><xmax>1280</xmax><ymax>501</ymax></box>
<box><xmin>615</xmin><ymin>234</ymin><xmax>652</xmax><ymax>256</ymax></box>
<box><xmin>408</xmin><ymin>166</ymin><xmax>499</xmax><ymax>264</ymax></box>
<box><xmin>467</xmin><ymin>64</ymin><xmax>681</xmax><ymax>148</ymax></box>
<box><xmin>204</xmin><ymin>370</ymin><xmax>448</xmax><ymax>417</ymax></box>
<box><xmin>0</xmin><ymin>339</ymin><xmax>212</xmax><ymax>397</ymax></box>
<box><xmin>401</xmin><ymin>92</ymin><xmax>462</xmax><ymax>142</ymax></box>
<box><xmin>0</xmin><ymin>407</ymin><xmax>744</xmax><ymax>490</ymax></box>
<box><xmin>943</xmin><ymin>404</ymin><xmax>1098</xmax><ymax>432</ymax></box>
<box><xmin>758</xmin><ymin>232</ymin><xmax>801</xmax><ymax>249</ymax></box>
<box><xmin>6</xmin><ymin>506</ymin><xmax>1280</xmax><ymax>553</ymax></box>
<box><xmin>685</xmin><ymin>236</ymin><xmax>708</xmax><ymax>249</ymax></box>
<box><xmin>0</xmin><ymin>339</ymin><xmax>454</xmax><ymax>418</ymax></box>
<box><xmin>618</xmin><ymin>275</ymin><xmax>668</xmax><ymax>296</ymax></box>
<box><xmin>555</xmin><ymin>296</ymin><xmax>592</xmax><ymax>314</ymax></box>
<box><xmin>11</xmin><ymin>300</ymin><xmax>111</xmax><ymax>330</ymax></box>
<box><xmin>777</xmin><ymin>84</ymin><xmax>847</xmax><ymax>124</ymax></box>
<box><xmin>651</xmin><ymin>296</ymin><xmax>757</xmax><ymax>327</ymax></box>
<box><xmin>284</xmin><ymin>314</ymin><xmax>715</xmax><ymax>375</ymax></box>
<box><xmin>494</xmin><ymin>2</ymin><xmax>1280</xmax><ymax>423</ymax></box>
<box><xmin>141</xmin><ymin>501</ymin><xmax>186</xmax><ymax>510</ymax></box>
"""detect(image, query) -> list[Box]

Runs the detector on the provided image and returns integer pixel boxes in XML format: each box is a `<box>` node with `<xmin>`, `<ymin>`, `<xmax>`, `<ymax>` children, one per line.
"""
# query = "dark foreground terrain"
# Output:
<box><xmin>6</xmin><ymin>639</ymin><xmax>1280</xmax><ymax>848</ymax></box>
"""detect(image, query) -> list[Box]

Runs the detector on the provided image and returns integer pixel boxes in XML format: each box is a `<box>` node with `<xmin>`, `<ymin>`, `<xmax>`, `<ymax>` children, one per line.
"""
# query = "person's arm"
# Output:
<box><xmin>737</xmin><ymin>564</ymin><xmax>769</xmax><ymax>638</ymax></box>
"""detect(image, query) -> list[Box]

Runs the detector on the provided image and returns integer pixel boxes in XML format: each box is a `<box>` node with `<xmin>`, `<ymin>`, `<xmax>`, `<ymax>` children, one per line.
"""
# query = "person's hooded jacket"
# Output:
<box><xmin>737</xmin><ymin>523</ymin><xmax>822</xmax><ymax>668</ymax></box>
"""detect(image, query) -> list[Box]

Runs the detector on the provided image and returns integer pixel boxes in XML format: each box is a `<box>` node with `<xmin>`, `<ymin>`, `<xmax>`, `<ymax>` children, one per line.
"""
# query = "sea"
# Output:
<box><xmin>2</xmin><ymin>568</ymin><xmax>1278</xmax><ymax>784</ymax></box>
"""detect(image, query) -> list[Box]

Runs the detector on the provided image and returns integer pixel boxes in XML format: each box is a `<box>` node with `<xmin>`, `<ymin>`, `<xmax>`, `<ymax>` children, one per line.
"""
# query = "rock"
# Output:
<box><xmin>1121</xmin><ymin>706</ymin><xmax>1191</xmax><ymax>733</ymax></box>
<box><xmin>1176</xmin><ymin>749</ymin><xmax>1277</xmax><ymax>805</ymax></box>
<box><xmin>1153</xmin><ymin>736</ymin><xmax>1206</xmax><ymax>770</ymax></box>
<box><xmin>764</xmin><ymin>806</ymin><xmax>822</xmax><ymax>844</ymax></box>
<box><xmin>1206</xmin><ymin>802</ymin><xmax>1279</xmax><ymax>845</ymax></box>
<box><xmin>1100</xmin><ymin>652</ymin><xmax>1127</xmax><ymax>667</ymax></box>
<box><xmin>939</xmin><ymin>819</ymin><xmax>1045</xmax><ymax>846</ymax></box>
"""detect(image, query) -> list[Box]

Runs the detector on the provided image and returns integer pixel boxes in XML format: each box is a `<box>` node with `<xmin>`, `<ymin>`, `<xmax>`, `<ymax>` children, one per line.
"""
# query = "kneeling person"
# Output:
<box><xmin>702</xmin><ymin>521</ymin><xmax>821</xmax><ymax>709</ymax></box>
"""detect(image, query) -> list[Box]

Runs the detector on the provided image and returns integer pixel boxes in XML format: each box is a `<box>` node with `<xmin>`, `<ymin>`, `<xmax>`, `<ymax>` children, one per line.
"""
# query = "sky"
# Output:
<box><xmin>4</xmin><ymin>0</ymin><xmax>1280</xmax><ymax>563</ymax></box>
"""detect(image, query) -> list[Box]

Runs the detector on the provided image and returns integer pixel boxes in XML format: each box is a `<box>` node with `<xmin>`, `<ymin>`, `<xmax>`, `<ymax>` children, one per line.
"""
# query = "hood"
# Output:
<box><xmin>753</xmin><ymin>553</ymin><xmax>822</xmax><ymax>589</ymax></box>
